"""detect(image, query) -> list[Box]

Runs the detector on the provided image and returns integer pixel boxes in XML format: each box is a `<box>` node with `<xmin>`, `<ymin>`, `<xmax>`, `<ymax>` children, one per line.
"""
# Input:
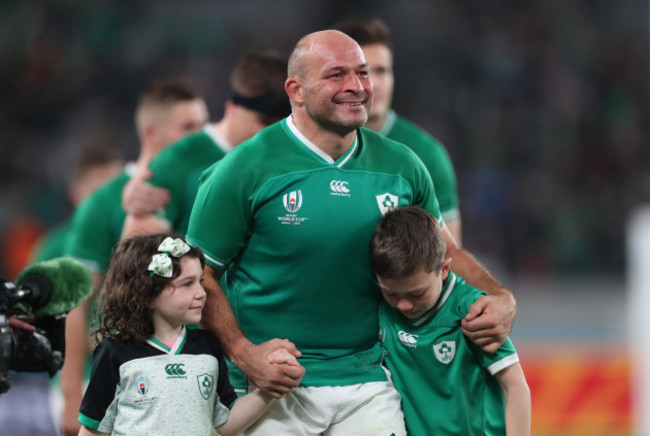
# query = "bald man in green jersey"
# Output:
<box><xmin>187</xmin><ymin>30</ymin><xmax>516</xmax><ymax>435</ymax></box>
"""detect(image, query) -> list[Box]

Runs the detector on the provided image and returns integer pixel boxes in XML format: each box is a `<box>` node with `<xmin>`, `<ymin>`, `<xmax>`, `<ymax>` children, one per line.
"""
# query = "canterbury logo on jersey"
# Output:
<box><xmin>165</xmin><ymin>363</ymin><xmax>187</xmax><ymax>378</ymax></box>
<box><xmin>330</xmin><ymin>180</ymin><xmax>351</xmax><ymax>196</ymax></box>
<box><xmin>398</xmin><ymin>330</ymin><xmax>418</xmax><ymax>347</ymax></box>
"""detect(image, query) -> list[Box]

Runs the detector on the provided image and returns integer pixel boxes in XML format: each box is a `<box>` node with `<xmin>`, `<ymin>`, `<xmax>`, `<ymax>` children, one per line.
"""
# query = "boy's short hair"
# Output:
<box><xmin>369</xmin><ymin>206</ymin><xmax>446</xmax><ymax>278</ymax></box>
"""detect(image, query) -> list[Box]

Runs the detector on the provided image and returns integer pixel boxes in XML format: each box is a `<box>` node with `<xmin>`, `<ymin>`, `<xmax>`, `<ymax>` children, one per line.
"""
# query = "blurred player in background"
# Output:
<box><xmin>31</xmin><ymin>142</ymin><xmax>124</xmax><ymax>262</ymax></box>
<box><xmin>0</xmin><ymin>141</ymin><xmax>123</xmax><ymax>436</ymax></box>
<box><xmin>336</xmin><ymin>17</ymin><xmax>463</xmax><ymax>245</ymax></box>
<box><xmin>120</xmin><ymin>50</ymin><xmax>290</xmax><ymax>237</ymax></box>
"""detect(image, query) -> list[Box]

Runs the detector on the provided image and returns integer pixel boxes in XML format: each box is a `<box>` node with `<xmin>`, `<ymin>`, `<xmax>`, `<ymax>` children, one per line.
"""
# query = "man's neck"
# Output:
<box><xmin>291</xmin><ymin>113</ymin><xmax>357</xmax><ymax>161</ymax></box>
<box><xmin>209</xmin><ymin>120</ymin><xmax>233</xmax><ymax>146</ymax></box>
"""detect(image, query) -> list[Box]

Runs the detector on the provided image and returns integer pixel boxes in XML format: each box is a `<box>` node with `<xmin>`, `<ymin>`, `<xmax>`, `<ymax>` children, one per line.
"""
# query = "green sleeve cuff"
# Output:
<box><xmin>78</xmin><ymin>413</ymin><xmax>101</xmax><ymax>430</ymax></box>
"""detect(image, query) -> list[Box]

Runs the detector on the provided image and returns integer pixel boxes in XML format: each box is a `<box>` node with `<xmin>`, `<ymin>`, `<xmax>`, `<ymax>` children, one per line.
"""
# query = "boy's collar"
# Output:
<box><xmin>411</xmin><ymin>272</ymin><xmax>457</xmax><ymax>326</ymax></box>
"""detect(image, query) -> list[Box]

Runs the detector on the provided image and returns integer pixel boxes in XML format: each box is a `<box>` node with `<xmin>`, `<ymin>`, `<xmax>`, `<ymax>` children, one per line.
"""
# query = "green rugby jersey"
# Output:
<box><xmin>379</xmin><ymin>272</ymin><xmax>519</xmax><ymax>435</ymax></box>
<box><xmin>380</xmin><ymin>109</ymin><xmax>460</xmax><ymax>222</ymax></box>
<box><xmin>79</xmin><ymin>327</ymin><xmax>236</xmax><ymax>436</ymax></box>
<box><xmin>149</xmin><ymin>124</ymin><xmax>230</xmax><ymax>235</ymax></box>
<box><xmin>64</xmin><ymin>166</ymin><xmax>133</xmax><ymax>273</ymax></box>
<box><xmin>31</xmin><ymin>218</ymin><xmax>72</xmax><ymax>262</ymax></box>
<box><xmin>187</xmin><ymin>117</ymin><xmax>442</xmax><ymax>388</ymax></box>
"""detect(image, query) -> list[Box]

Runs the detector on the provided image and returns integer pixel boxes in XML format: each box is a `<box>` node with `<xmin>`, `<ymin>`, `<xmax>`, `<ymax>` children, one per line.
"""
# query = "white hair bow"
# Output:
<box><xmin>147</xmin><ymin>237</ymin><xmax>191</xmax><ymax>278</ymax></box>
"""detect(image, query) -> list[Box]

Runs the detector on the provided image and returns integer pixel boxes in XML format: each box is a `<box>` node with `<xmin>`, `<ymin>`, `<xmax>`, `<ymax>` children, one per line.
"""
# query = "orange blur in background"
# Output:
<box><xmin>521</xmin><ymin>347</ymin><xmax>631</xmax><ymax>436</ymax></box>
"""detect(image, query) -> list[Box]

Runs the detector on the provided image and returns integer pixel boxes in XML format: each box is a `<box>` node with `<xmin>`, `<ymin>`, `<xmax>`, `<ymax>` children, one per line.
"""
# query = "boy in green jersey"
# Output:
<box><xmin>370</xmin><ymin>206</ymin><xmax>530</xmax><ymax>435</ymax></box>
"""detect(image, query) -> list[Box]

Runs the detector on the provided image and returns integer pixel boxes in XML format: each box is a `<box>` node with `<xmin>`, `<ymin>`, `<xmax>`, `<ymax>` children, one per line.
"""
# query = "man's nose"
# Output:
<box><xmin>344</xmin><ymin>72</ymin><xmax>364</xmax><ymax>93</ymax></box>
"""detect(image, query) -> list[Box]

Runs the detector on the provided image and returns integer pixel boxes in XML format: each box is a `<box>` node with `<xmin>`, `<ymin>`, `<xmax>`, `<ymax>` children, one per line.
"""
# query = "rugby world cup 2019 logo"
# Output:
<box><xmin>133</xmin><ymin>374</ymin><xmax>157</xmax><ymax>406</ymax></box>
<box><xmin>278</xmin><ymin>190</ymin><xmax>308</xmax><ymax>226</ymax></box>
<box><xmin>135</xmin><ymin>375</ymin><xmax>150</xmax><ymax>395</ymax></box>
<box><xmin>283</xmin><ymin>190</ymin><xmax>303</xmax><ymax>212</ymax></box>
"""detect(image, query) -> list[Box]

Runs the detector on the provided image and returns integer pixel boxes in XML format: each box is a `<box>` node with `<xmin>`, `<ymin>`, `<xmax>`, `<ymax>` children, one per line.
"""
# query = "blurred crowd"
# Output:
<box><xmin>0</xmin><ymin>0</ymin><xmax>647</xmax><ymax>280</ymax></box>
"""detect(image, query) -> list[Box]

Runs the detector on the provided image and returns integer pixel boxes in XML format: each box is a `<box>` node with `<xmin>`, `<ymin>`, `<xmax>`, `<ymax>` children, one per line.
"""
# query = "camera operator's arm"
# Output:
<box><xmin>9</xmin><ymin>316</ymin><xmax>36</xmax><ymax>332</ymax></box>
<box><xmin>78</xmin><ymin>425</ymin><xmax>107</xmax><ymax>436</ymax></box>
<box><xmin>60</xmin><ymin>272</ymin><xmax>100</xmax><ymax>436</ymax></box>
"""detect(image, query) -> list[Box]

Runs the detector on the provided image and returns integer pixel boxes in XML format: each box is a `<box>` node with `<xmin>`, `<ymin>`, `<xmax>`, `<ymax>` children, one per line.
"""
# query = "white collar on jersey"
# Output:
<box><xmin>285</xmin><ymin>115</ymin><xmax>358</xmax><ymax>167</ymax></box>
<box><xmin>146</xmin><ymin>325</ymin><xmax>188</xmax><ymax>355</ymax></box>
<box><xmin>203</xmin><ymin>123</ymin><xmax>234</xmax><ymax>153</ymax></box>
<box><xmin>124</xmin><ymin>161</ymin><xmax>138</xmax><ymax>178</ymax></box>
<box><xmin>411</xmin><ymin>272</ymin><xmax>457</xmax><ymax>327</ymax></box>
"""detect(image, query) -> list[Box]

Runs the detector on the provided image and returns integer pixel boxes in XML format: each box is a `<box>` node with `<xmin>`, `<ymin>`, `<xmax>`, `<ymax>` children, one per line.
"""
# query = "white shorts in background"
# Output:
<box><xmin>242</xmin><ymin>381</ymin><xmax>406</xmax><ymax>436</ymax></box>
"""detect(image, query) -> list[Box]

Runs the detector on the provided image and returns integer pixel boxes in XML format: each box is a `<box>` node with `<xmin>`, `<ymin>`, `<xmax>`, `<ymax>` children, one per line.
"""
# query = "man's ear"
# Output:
<box><xmin>141</xmin><ymin>123</ymin><xmax>157</xmax><ymax>145</ymax></box>
<box><xmin>285</xmin><ymin>77</ymin><xmax>303</xmax><ymax>105</ymax></box>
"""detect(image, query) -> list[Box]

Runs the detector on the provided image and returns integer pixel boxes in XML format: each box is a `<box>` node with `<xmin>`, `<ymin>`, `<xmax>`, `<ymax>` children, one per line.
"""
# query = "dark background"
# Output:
<box><xmin>1</xmin><ymin>0</ymin><xmax>648</xmax><ymax>281</ymax></box>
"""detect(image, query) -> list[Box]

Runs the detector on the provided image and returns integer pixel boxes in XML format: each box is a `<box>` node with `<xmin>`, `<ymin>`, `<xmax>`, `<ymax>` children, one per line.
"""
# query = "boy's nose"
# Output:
<box><xmin>397</xmin><ymin>299</ymin><xmax>413</xmax><ymax>311</ymax></box>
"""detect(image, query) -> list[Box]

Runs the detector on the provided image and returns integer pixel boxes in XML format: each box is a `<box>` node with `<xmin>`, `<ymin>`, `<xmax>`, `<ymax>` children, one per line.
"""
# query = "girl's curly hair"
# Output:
<box><xmin>91</xmin><ymin>233</ymin><xmax>205</xmax><ymax>344</ymax></box>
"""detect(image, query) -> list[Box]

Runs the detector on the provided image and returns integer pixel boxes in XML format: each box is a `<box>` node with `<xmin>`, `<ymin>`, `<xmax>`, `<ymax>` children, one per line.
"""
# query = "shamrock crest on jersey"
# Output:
<box><xmin>376</xmin><ymin>193</ymin><xmax>398</xmax><ymax>215</ymax></box>
<box><xmin>433</xmin><ymin>341</ymin><xmax>456</xmax><ymax>364</ymax></box>
<box><xmin>197</xmin><ymin>373</ymin><xmax>215</xmax><ymax>400</ymax></box>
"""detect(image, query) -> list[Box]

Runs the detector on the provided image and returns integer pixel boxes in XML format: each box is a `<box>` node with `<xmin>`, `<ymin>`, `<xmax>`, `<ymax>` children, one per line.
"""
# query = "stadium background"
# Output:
<box><xmin>0</xmin><ymin>1</ymin><xmax>647</xmax><ymax>434</ymax></box>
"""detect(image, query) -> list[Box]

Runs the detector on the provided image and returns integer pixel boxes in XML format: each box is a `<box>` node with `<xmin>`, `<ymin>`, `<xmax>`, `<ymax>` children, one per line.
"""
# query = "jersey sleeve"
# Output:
<box><xmin>385</xmin><ymin>116</ymin><xmax>459</xmax><ymax>222</ymax></box>
<box><xmin>64</xmin><ymin>178</ymin><xmax>125</xmax><ymax>273</ymax></box>
<box><xmin>212</xmin><ymin>338</ymin><xmax>237</xmax><ymax>427</ymax></box>
<box><xmin>474</xmin><ymin>337</ymin><xmax>519</xmax><ymax>375</ymax></box>
<box><xmin>409</xmin><ymin>152</ymin><xmax>443</xmax><ymax>226</ymax></box>
<box><xmin>78</xmin><ymin>340</ymin><xmax>122</xmax><ymax>431</ymax></box>
<box><xmin>147</xmin><ymin>144</ymin><xmax>191</xmax><ymax>231</ymax></box>
<box><xmin>458</xmin><ymin>287</ymin><xmax>519</xmax><ymax>375</ymax></box>
<box><xmin>186</xmin><ymin>155</ymin><xmax>253</xmax><ymax>270</ymax></box>
<box><xmin>422</xmin><ymin>139</ymin><xmax>459</xmax><ymax>221</ymax></box>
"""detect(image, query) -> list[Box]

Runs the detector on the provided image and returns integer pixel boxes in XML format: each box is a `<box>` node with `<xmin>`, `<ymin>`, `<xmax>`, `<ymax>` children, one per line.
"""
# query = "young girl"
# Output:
<box><xmin>77</xmin><ymin>234</ymin><xmax>295</xmax><ymax>436</ymax></box>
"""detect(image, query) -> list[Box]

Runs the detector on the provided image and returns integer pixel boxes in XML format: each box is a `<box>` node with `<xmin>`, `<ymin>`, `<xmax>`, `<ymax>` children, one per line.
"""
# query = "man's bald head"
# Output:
<box><xmin>288</xmin><ymin>30</ymin><xmax>365</xmax><ymax>81</ymax></box>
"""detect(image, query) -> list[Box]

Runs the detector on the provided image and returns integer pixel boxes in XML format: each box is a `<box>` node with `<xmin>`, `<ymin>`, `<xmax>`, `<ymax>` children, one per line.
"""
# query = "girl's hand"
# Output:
<box><xmin>266</xmin><ymin>339</ymin><xmax>301</xmax><ymax>366</ymax></box>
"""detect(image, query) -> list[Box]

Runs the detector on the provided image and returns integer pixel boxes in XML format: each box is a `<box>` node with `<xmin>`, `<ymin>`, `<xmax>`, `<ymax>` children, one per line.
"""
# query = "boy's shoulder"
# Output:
<box><xmin>443</xmin><ymin>273</ymin><xmax>486</xmax><ymax>315</ymax></box>
<box><xmin>379</xmin><ymin>273</ymin><xmax>486</xmax><ymax>328</ymax></box>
